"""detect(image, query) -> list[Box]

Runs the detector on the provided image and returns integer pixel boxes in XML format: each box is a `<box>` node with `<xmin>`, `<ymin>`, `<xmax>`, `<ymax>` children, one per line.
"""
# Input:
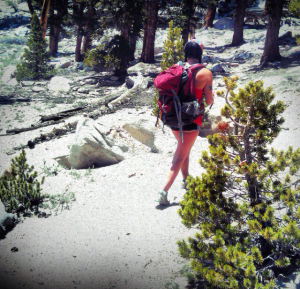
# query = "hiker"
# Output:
<box><xmin>157</xmin><ymin>40</ymin><xmax>214</xmax><ymax>205</ymax></box>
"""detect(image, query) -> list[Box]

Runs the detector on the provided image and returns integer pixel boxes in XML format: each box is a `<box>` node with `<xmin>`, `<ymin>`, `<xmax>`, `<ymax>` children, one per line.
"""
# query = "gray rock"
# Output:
<box><xmin>60</xmin><ymin>118</ymin><xmax>125</xmax><ymax>169</ymax></box>
<box><xmin>1</xmin><ymin>65</ymin><xmax>16</xmax><ymax>83</ymax></box>
<box><xmin>6</xmin><ymin>78</ymin><xmax>18</xmax><ymax>86</ymax></box>
<box><xmin>48</xmin><ymin>76</ymin><xmax>71</xmax><ymax>94</ymax></box>
<box><xmin>110</xmin><ymin>76</ymin><xmax>120</xmax><ymax>81</ymax></box>
<box><xmin>60</xmin><ymin>61</ymin><xmax>72</xmax><ymax>69</ymax></box>
<box><xmin>125</xmin><ymin>77</ymin><xmax>135</xmax><ymax>89</ymax></box>
<box><xmin>122</xmin><ymin>122</ymin><xmax>155</xmax><ymax>149</ymax></box>
<box><xmin>84</xmin><ymin>66</ymin><xmax>93</xmax><ymax>72</ymax></box>
<box><xmin>0</xmin><ymin>200</ymin><xmax>15</xmax><ymax>236</ymax></box>
<box><xmin>21</xmin><ymin>81</ymin><xmax>35</xmax><ymax>87</ymax></box>
<box><xmin>231</xmin><ymin>52</ymin><xmax>253</xmax><ymax>61</ymax></box>
<box><xmin>84</xmin><ymin>78</ymin><xmax>98</xmax><ymax>85</ymax></box>
<box><xmin>34</xmin><ymin>81</ymin><xmax>47</xmax><ymax>86</ymax></box>
<box><xmin>75</xmin><ymin>62</ymin><xmax>84</xmax><ymax>70</ymax></box>
<box><xmin>77</xmin><ymin>87</ymin><xmax>90</xmax><ymax>94</ymax></box>
<box><xmin>14</xmin><ymin>26</ymin><xmax>29</xmax><ymax>36</ymax></box>
<box><xmin>127</xmin><ymin>62</ymin><xmax>160</xmax><ymax>75</ymax></box>
<box><xmin>210</xmin><ymin>63</ymin><xmax>228</xmax><ymax>73</ymax></box>
<box><xmin>214</xmin><ymin>17</ymin><xmax>235</xmax><ymax>30</ymax></box>
<box><xmin>32</xmin><ymin>86</ymin><xmax>46</xmax><ymax>92</ymax></box>
<box><xmin>278</xmin><ymin>31</ymin><xmax>292</xmax><ymax>42</ymax></box>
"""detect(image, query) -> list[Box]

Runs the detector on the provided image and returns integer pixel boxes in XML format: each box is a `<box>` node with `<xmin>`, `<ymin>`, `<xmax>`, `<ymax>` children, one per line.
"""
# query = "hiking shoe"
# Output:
<box><xmin>156</xmin><ymin>191</ymin><xmax>170</xmax><ymax>206</ymax></box>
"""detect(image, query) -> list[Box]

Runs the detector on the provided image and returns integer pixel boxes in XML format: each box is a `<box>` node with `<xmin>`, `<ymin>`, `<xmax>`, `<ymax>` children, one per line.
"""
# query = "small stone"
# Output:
<box><xmin>110</xmin><ymin>76</ymin><xmax>119</xmax><ymax>81</ymax></box>
<box><xmin>77</xmin><ymin>88</ymin><xmax>90</xmax><ymax>94</ymax></box>
<box><xmin>60</xmin><ymin>61</ymin><xmax>72</xmax><ymax>69</ymax></box>
<box><xmin>11</xmin><ymin>247</ymin><xmax>18</xmax><ymax>252</ymax></box>
<box><xmin>32</xmin><ymin>86</ymin><xmax>45</xmax><ymax>92</ymax></box>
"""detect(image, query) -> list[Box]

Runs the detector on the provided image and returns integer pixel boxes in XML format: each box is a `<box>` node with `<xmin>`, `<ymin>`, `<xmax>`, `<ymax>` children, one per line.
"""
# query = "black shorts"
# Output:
<box><xmin>170</xmin><ymin>123</ymin><xmax>199</xmax><ymax>131</ymax></box>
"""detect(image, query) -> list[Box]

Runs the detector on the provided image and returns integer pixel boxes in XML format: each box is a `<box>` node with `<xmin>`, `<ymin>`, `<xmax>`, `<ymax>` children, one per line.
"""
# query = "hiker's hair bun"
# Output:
<box><xmin>184</xmin><ymin>40</ymin><xmax>203</xmax><ymax>63</ymax></box>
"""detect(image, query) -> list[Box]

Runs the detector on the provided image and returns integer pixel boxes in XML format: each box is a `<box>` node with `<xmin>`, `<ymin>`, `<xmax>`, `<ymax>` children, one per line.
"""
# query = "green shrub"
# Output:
<box><xmin>160</xmin><ymin>20</ymin><xmax>184</xmax><ymax>71</ymax></box>
<box><xmin>83</xmin><ymin>43</ymin><xmax>107</xmax><ymax>71</ymax></box>
<box><xmin>83</xmin><ymin>35</ymin><xmax>130</xmax><ymax>75</ymax></box>
<box><xmin>178</xmin><ymin>77</ymin><xmax>300</xmax><ymax>288</ymax></box>
<box><xmin>289</xmin><ymin>0</ymin><xmax>300</xmax><ymax>17</ymax></box>
<box><xmin>153</xmin><ymin>20</ymin><xmax>184</xmax><ymax>118</ymax></box>
<box><xmin>0</xmin><ymin>149</ymin><xmax>45</xmax><ymax>214</ymax></box>
<box><xmin>296</xmin><ymin>34</ymin><xmax>300</xmax><ymax>46</ymax></box>
<box><xmin>15</xmin><ymin>12</ymin><xmax>55</xmax><ymax>81</ymax></box>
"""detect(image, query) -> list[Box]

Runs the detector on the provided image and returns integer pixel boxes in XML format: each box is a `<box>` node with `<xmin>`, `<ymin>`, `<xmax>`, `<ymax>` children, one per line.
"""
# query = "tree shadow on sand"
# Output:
<box><xmin>155</xmin><ymin>202</ymin><xmax>180</xmax><ymax>210</ymax></box>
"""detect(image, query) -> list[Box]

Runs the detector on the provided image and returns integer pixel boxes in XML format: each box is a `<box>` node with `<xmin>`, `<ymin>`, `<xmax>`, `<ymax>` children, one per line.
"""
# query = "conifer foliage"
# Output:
<box><xmin>153</xmin><ymin>20</ymin><xmax>184</xmax><ymax>117</ymax></box>
<box><xmin>15</xmin><ymin>12</ymin><xmax>55</xmax><ymax>81</ymax></box>
<box><xmin>160</xmin><ymin>20</ymin><xmax>184</xmax><ymax>71</ymax></box>
<box><xmin>0</xmin><ymin>150</ymin><xmax>45</xmax><ymax>214</ymax></box>
<box><xmin>178</xmin><ymin>77</ymin><xmax>300</xmax><ymax>288</ymax></box>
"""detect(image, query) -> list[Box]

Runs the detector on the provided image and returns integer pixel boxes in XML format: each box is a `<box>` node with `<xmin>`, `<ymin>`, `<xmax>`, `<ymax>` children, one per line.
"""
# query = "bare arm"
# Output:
<box><xmin>195</xmin><ymin>68</ymin><xmax>214</xmax><ymax>106</ymax></box>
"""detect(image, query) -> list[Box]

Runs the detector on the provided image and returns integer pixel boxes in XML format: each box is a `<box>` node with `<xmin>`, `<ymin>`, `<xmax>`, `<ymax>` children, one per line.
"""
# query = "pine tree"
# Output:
<box><xmin>15</xmin><ymin>12</ymin><xmax>55</xmax><ymax>81</ymax></box>
<box><xmin>160</xmin><ymin>20</ymin><xmax>184</xmax><ymax>71</ymax></box>
<box><xmin>178</xmin><ymin>77</ymin><xmax>300</xmax><ymax>288</ymax></box>
<box><xmin>0</xmin><ymin>150</ymin><xmax>45</xmax><ymax>214</ymax></box>
<box><xmin>152</xmin><ymin>20</ymin><xmax>184</xmax><ymax>118</ymax></box>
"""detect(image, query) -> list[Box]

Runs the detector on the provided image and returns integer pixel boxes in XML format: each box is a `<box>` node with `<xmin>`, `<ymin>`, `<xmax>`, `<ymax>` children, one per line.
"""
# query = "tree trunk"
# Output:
<box><xmin>26</xmin><ymin>0</ymin><xmax>34</xmax><ymax>15</ymax></box>
<box><xmin>181</xmin><ymin>0</ymin><xmax>195</xmax><ymax>45</ymax></box>
<box><xmin>204</xmin><ymin>4</ymin><xmax>217</xmax><ymax>29</ymax></box>
<box><xmin>231</xmin><ymin>0</ymin><xmax>246</xmax><ymax>46</ymax></box>
<box><xmin>49</xmin><ymin>5</ymin><xmax>56</xmax><ymax>55</ymax></box>
<box><xmin>49</xmin><ymin>0</ymin><xmax>68</xmax><ymax>55</ymax></box>
<box><xmin>260</xmin><ymin>0</ymin><xmax>284</xmax><ymax>65</ymax></box>
<box><xmin>49</xmin><ymin>24</ymin><xmax>60</xmax><ymax>55</ymax></box>
<box><xmin>73</xmin><ymin>1</ymin><xmax>85</xmax><ymax>62</ymax></box>
<box><xmin>40</xmin><ymin>0</ymin><xmax>51</xmax><ymax>38</ymax></box>
<box><xmin>115</xmin><ymin>28</ymin><xmax>130</xmax><ymax>76</ymax></box>
<box><xmin>129</xmin><ymin>34</ymin><xmax>138</xmax><ymax>61</ymax></box>
<box><xmin>243</xmin><ymin>109</ymin><xmax>259</xmax><ymax>204</ymax></box>
<box><xmin>81</xmin><ymin>2</ymin><xmax>95</xmax><ymax>55</ymax></box>
<box><xmin>140</xmin><ymin>0</ymin><xmax>159</xmax><ymax>63</ymax></box>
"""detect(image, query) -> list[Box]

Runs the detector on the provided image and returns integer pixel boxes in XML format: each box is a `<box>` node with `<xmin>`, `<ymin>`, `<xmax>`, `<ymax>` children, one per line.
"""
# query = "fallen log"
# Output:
<box><xmin>12</xmin><ymin>121</ymin><xmax>78</xmax><ymax>151</ymax></box>
<box><xmin>39</xmin><ymin>105</ymin><xmax>87</xmax><ymax>122</ymax></box>
<box><xmin>2</xmin><ymin>84</ymin><xmax>130</xmax><ymax>138</ymax></box>
<box><xmin>6</xmin><ymin>120</ymin><xmax>65</xmax><ymax>135</ymax></box>
<box><xmin>0</xmin><ymin>98</ymin><xmax>31</xmax><ymax>104</ymax></box>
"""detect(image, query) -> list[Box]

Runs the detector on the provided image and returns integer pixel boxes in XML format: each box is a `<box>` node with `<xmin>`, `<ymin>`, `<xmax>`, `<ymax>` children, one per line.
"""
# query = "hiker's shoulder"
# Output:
<box><xmin>195</xmin><ymin>66</ymin><xmax>212</xmax><ymax>79</ymax></box>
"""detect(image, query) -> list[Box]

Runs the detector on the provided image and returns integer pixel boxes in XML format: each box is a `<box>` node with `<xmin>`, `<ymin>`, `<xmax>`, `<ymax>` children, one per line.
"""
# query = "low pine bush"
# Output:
<box><xmin>178</xmin><ymin>77</ymin><xmax>300</xmax><ymax>288</ymax></box>
<box><xmin>0</xmin><ymin>149</ymin><xmax>44</xmax><ymax>214</ymax></box>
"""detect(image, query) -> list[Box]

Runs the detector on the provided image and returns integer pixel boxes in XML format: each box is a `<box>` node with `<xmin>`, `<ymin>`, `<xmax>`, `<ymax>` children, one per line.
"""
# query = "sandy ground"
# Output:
<box><xmin>0</xmin><ymin>82</ymin><xmax>299</xmax><ymax>288</ymax></box>
<box><xmin>0</xmin><ymin>107</ymin><xmax>210</xmax><ymax>289</ymax></box>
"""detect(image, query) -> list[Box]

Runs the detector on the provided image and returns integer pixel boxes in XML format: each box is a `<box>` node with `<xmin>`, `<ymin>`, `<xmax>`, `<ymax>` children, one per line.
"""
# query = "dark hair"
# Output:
<box><xmin>184</xmin><ymin>41</ymin><xmax>203</xmax><ymax>63</ymax></box>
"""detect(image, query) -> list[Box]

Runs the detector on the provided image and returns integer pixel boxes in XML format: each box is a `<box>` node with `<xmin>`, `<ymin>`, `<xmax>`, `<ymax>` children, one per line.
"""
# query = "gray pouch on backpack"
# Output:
<box><xmin>181</xmin><ymin>101</ymin><xmax>204</xmax><ymax>116</ymax></box>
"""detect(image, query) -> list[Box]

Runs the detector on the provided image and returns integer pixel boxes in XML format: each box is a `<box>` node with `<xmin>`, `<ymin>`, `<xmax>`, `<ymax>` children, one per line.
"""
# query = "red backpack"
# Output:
<box><xmin>154</xmin><ymin>63</ymin><xmax>205</xmax><ymax>139</ymax></box>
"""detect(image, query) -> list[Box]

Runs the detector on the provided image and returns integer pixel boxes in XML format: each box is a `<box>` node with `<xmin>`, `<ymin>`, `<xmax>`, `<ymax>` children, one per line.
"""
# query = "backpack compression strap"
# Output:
<box><xmin>171</xmin><ymin>89</ymin><xmax>183</xmax><ymax>143</ymax></box>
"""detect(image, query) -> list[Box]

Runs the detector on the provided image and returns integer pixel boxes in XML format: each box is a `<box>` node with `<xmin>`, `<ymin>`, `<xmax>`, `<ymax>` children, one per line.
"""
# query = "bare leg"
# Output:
<box><xmin>181</xmin><ymin>153</ymin><xmax>190</xmax><ymax>180</ymax></box>
<box><xmin>163</xmin><ymin>130</ymin><xmax>198</xmax><ymax>192</ymax></box>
